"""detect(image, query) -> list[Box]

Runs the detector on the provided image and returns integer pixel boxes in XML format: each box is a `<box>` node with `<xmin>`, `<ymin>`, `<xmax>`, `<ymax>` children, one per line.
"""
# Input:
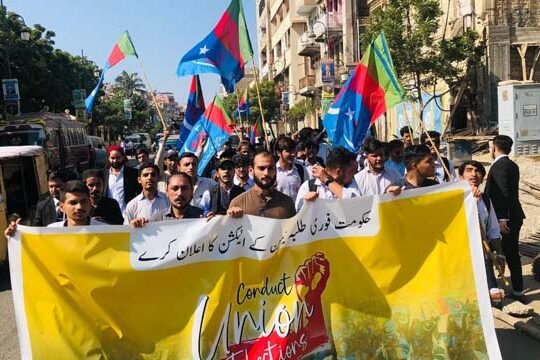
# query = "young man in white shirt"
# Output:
<box><xmin>124</xmin><ymin>163</ymin><xmax>170</xmax><ymax>227</ymax></box>
<box><xmin>5</xmin><ymin>180</ymin><xmax>105</xmax><ymax>237</ymax></box>
<box><xmin>178</xmin><ymin>152</ymin><xmax>217</xmax><ymax>209</ymax></box>
<box><xmin>295</xmin><ymin>147</ymin><xmax>359</xmax><ymax>210</ymax></box>
<box><xmin>275</xmin><ymin>136</ymin><xmax>308</xmax><ymax>201</ymax></box>
<box><xmin>354</xmin><ymin>138</ymin><xmax>402</xmax><ymax>196</ymax></box>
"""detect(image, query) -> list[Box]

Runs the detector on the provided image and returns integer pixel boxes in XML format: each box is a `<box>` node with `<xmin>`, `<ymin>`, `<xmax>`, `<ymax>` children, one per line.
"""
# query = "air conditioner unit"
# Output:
<box><xmin>306</xmin><ymin>30</ymin><xmax>316</xmax><ymax>39</ymax></box>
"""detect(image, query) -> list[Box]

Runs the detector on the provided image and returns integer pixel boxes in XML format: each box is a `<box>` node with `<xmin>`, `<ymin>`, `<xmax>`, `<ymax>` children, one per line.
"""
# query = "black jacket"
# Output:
<box><xmin>485</xmin><ymin>156</ymin><xmax>526</xmax><ymax>221</ymax></box>
<box><xmin>103</xmin><ymin>166</ymin><xmax>141</xmax><ymax>207</ymax></box>
<box><xmin>209</xmin><ymin>184</ymin><xmax>244</xmax><ymax>215</ymax></box>
<box><xmin>91</xmin><ymin>197</ymin><xmax>124</xmax><ymax>225</ymax></box>
<box><xmin>31</xmin><ymin>197</ymin><xmax>57</xmax><ymax>227</ymax></box>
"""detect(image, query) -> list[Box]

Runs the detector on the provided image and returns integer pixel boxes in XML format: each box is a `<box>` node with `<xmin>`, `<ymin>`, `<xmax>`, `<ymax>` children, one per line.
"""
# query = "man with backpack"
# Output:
<box><xmin>295</xmin><ymin>147</ymin><xmax>360</xmax><ymax>211</ymax></box>
<box><xmin>275</xmin><ymin>136</ymin><xmax>309</xmax><ymax>201</ymax></box>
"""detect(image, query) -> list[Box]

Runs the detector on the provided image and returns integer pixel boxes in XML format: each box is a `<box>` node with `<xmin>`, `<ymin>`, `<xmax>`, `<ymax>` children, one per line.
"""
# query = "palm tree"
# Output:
<box><xmin>114</xmin><ymin>71</ymin><xmax>145</xmax><ymax>98</ymax></box>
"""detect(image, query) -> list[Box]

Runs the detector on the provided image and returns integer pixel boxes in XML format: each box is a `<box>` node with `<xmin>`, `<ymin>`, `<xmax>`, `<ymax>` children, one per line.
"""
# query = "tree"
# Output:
<box><xmin>114</xmin><ymin>71</ymin><xmax>145</xmax><ymax>98</ymax></box>
<box><xmin>287</xmin><ymin>98</ymin><xmax>315</xmax><ymax>122</ymax></box>
<box><xmin>0</xmin><ymin>7</ymin><xmax>100</xmax><ymax>114</ymax></box>
<box><xmin>92</xmin><ymin>72</ymin><xmax>150</xmax><ymax>139</ymax></box>
<box><xmin>222</xmin><ymin>80</ymin><xmax>280</xmax><ymax>128</ymax></box>
<box><xmin>363</xmin><ymin>0</ymin><xmax>482</xmax><ymax>119</ymax></box>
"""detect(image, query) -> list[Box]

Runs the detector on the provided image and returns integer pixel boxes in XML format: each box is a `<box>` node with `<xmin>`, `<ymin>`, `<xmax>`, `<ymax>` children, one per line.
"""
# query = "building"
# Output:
<box><xmin>256</xmin><ymin>0</ymin><xmax>368</xmax><ymax>133</ymax></box>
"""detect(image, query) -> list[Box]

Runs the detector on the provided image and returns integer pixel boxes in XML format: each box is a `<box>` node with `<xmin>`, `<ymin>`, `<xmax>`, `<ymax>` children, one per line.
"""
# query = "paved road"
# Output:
<box><xmin>1</xmin><ymin>265</ymin><xmax>539</xmax><ymax>359</ymax></box>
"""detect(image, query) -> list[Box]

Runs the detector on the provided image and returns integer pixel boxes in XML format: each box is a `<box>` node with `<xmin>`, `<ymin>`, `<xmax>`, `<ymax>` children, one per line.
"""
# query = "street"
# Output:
<box><xmin>1</xmin><ymin>261</ymin><xmax>540</xmax><ymax>359</ymax></box>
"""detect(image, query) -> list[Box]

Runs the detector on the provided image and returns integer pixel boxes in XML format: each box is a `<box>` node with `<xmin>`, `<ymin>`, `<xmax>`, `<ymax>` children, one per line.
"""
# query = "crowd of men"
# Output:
<box><xmin>5</xmin><ymin>126</ymin><xmax>527</xmax><ymax>305</ymax></box>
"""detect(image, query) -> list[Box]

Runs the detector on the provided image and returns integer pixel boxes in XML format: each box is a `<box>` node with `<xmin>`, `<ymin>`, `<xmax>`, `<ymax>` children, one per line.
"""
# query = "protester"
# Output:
<box><xmin>227</xmin><ymin>151</ymin><xmax>296</xmax><ymax>219</ymax></box>
<box><xmin>238</xmin><ymin>140</ymin><xmax>252</xmax><ymax>157</ymax></box>
<box><xmin>384</xmin><ymin>139</ymin><xmax>406</xmax><ymax>177</ymax></box>
<box><xmin>402</xmin><ymin>145</ymin><xmax>438</xmax><ymax>189</ymax></box>
<box><xmin>458</xmin><ymin>160</ymin><xmax>505</xmax><ymax>304</ymax></box>
<box><xmin>163</xmin><ymin>150</ymin><xmax>179</xmax><ymax>177</ymax></box>
<box><xmin>420</xmin><ymin>130</ymin><xmax>455</xmax><ymax>183</ymax></box>
<box><xmin>82</xmin><ymin>169</ymin><xmax>124</xmax><ymax>225</ymax></box>
<box><xmin>485</xmin><ymin>135</ymin><xmax>527</xmax><ymax>302</ymax></box>
<box><xmin>354</xmin><ymin>138</ymin><xmax>402</xmax><ymax>196</ymax></box>
<box><xmin>400</xmin><ymin>126</ymin><xmax>413</xmax><ymax>148</ymax></box>
<box><xmin>32</xmin><ymin>171</ymin><xmax>67</xmax><ymax>226</ymax></box>
<box><xmin>103</xmin><ymin>145</ymin><xmax>141</xmax><ymax>215</ymax></box>
<box><xmin>124</xmin><ymin>163</ymin><xmax>170</xmax><ymax>227</ymax></box>
<box><xmin>135</xmin><ymin>148</ymin><xmax>150</xmax><ymax>169</ymax></box>
<box><xmin>178</xmin><ymin>152</ymin><xmax>217</xmax><ymax>209</ymax></box>
<box><xmin>275</xmin><ymin>136</ymin><xmax>308</xmax><ymax>201</ymax></box>
<box><xmin>295</xmin><ymin>147</ymin><xmax>359</xmax><ymax>210</ymax></box>
<box><xmin>150</xmin><ymin>173</ymin><xmax>204</xmax><ymax>222</ymax></box>
<box><xmin>6</xmin><ymin>180</ymin><xmax>106</xmax><ymax>236</ymax></box>
<box><xmin>200</xmin><ymin>158</ymin><xmax>244</xmax><ymax>215</ymax></box>
<box><xmin>233</xmin><ymin>154</ymin><xmax>255</xmax><ymax>190</ymax></box>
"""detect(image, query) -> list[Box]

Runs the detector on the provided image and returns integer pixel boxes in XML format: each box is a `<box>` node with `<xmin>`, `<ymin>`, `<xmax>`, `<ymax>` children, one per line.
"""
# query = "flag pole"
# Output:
<box><xmin>234</xmin><ymin>88</ymin><xmax>244</xmax><ymax>141</ymax></box>
<box><xmin>250</xmin><ymin>56</ymin><xmax>271</xmax><ymax>150</ymax></box>
<box><xmin>135</xmin><ymin>58</ymin><xmax>167</xmax><ymax>130</ymax></box>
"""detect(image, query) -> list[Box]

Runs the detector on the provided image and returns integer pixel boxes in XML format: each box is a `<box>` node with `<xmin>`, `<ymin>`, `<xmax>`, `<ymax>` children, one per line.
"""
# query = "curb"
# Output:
<box><xmin>493</xmin><ymin>308</ymin><xmax>540</xmax><ymax>342</ymax></box>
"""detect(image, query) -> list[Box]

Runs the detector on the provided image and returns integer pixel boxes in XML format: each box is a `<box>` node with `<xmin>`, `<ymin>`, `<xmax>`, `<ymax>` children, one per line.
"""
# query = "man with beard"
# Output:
<box><xmin>125</xmin><ymin>163</ymin><xmax>170</xmax><ymax>227</ymax></box>
<box><xmin>32</xmin><ymin>171</ymin><xmax>67</xmax><ymax>226</ymax></box>
<box><xmin>154</xmin><ymin>173</ymin><xmax>204</xmax><ymax>220</ymax></box>
<box><xmin>354</xmin><ymin>138</ymin><xmax>402</xmax><ymax>196</ymax></box>
<box><xmin>403</xmin><ymin>145</ymin><xmax>439</xmax><ymax>189</ymax></box>
<box><xmin>295</xmin><ymin>147</ymin><xmax>360</xmax><ymax>210</ymax></box>
<box><xmin>82</xmin><ymin>169</ymin><xmax>124</xmax><ymax>225</ymax></box>
<box><xmin>200</xmin><ymin>158</ymin><xmax>244</xmax><ymax>215</ymax></box>
<box><xmin>103</xmin><ymin>145</ymin><xmax>141</xmax><ymax>215</ymax></box>
<box><xmin>227</xmin><ymin>152</ymin><xmax>296</xmax><ymax>219</ymax></box>
<box><xmin>178</xmin><ymin>152</ymin><xmax>217</xmax><ymax>209</ymax></box>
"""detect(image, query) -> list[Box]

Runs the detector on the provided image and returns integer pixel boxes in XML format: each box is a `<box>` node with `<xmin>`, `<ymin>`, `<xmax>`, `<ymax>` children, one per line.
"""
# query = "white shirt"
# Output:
<box><xmin>434</xmin><ymin>158</ymin><xmax>456</xmax><ymax>183</ymax></box>
<box><xmin>124</xmin><ymin>191</ymin><xmax>170</xmax><ymax>224</ymax></box>
<box><xmin>477</xmin><ymin>197</ymin><xmax>501</xmax><ymax>242</ymax></box>
<box><xmin>354</xmin><ymin>167</ymin><xmax>403</xmax><ymax>196</ymax></box>
<box><xmin>491</xmin><ymin>154</ymin><xmax>508</xmax><ymax>167</ymax></box>
<box><xmin>107</xmin><ymin>167</ymin><xmax>126</xmax><ymax>214</ymax></box>
<box><xmin>295</xmin><ymin>179</ymin><xmax>360</xmax><ymax>211</ymax></box>
<box><xmin>48</xmin><ymin>219</ymin><xmax>106</xmax><ymax>227</ymax></box>
<box><xmin>192</xmin><ymin>177</ymin><xmax>217</xmax><ymax>208</ymax></box>
<box><xmin>276</xmin><ymin>161</ymin><xmax>307</xmax><ymax>201</ymax></box>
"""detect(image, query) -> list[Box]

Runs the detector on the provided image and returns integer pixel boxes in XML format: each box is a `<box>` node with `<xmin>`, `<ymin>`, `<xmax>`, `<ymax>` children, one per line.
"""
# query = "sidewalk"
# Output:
<box><xmin>494</xmin><ymin>256</ymin><xmax>540</xmax><ymax>359</ymax></box>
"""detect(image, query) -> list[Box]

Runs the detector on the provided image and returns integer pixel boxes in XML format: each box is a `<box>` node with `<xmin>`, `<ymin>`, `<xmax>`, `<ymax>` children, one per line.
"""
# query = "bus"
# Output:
<box><xmin>0</xmin><ymin>112</ymin><xmax>90</xmax><ymax>173</ymax></box>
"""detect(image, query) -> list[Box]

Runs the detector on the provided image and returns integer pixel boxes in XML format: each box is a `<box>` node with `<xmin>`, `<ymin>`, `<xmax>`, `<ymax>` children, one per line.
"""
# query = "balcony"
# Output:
<box><xmin>295</xmin><ymin>0</ymin><xmax>318</xmax><ymax>17</ymax></box>
<box><xmin>297</xmin><ymin>35</ymin><xmax>321</xmax><ymax>57</ymax></box>
<box><xmin>298</xmin><ymin>75</ymin><xmax>317</xmax><ymax>96</ymax></box>
<box><xmin>312</xmin><ymin>11</ymin><xmax>343</xmax><ymax>41</ymax></box>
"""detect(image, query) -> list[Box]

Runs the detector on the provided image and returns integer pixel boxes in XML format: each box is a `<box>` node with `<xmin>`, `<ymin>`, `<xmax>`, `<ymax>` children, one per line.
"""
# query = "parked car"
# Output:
<box><xmin>88</xmin><ymin>135</ymin><xmax>105</xmax><ymax>149</ymax></box>
<box><xmin>124</xmin><ymin>135</ymin><xmax>145</xmax><ymax>156</ymax></box>
<box><xmin>134</xmin><ymin>132</ymin><xmax>151</xmax><ymax>149</ymax></box>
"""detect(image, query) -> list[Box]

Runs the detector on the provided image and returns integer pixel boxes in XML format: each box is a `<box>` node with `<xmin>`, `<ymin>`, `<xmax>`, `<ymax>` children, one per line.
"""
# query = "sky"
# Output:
<box><xmin>5</xmin><ymin>0</ymin><xmax>258</xmax><ymax>106</ymax></box>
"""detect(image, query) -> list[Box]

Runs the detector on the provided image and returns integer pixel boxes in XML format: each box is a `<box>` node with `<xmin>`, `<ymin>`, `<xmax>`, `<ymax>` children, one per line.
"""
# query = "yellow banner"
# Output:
<box><xmin>9</xmin><ymin>183</ymin><xmax>500</xmax><ymax>359</ymax></box>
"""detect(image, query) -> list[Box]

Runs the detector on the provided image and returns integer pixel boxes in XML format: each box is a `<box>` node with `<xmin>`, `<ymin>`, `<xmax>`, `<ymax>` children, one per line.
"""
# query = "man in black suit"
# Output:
<box><xmin>103</xmin><ymin>145</ymin><xmax>141</xmax><ymax>215</ymax></box>
<box><xmin>485</xmin><ymin>135</ymin><xmax>526</xmax><ymax>300</ymax></box>
<box><xmin>32</xmin><ymin>171</ymin><xmax>66</xmax><ymax>226</ymax></box>
<box><xmin>83</xmin><ymin>169</ymin><xmax>124</xmax><ymax>225</ymax></box>
<box><xmin>200</xmin><ymin>158</ymin><xmax>244</xmax><ymax>215</ymax></box>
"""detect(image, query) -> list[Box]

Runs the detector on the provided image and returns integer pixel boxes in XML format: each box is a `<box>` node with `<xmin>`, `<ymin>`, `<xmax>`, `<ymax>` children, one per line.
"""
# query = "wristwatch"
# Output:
<box><xmin>324</xmin><ymin>176</ymin><xmax>334</xmax><ymax>186</ymax></box>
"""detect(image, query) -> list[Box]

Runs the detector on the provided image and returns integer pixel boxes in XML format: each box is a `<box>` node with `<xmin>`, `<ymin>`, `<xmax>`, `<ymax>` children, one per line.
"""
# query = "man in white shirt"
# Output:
<box><xmin>104</xmin><ymin>145</ymin><xmax>141</xmax><ymax>215</ymax></box>
<box><xmin>124</xmin><ymin>163</ymin><xmax>170</xmax><ymax>226</ymax></box>
<box><xmin>178</xmin><ymin>152</ymin><xmax>217</xmax><ymax>209</ymax></box>
<box><xmin>354</xmin><ymin>139</ymin><xmax>402</xmax><ymax>196</ymax></box>
<box><xmin>275</xmin><ymin>136</ymin><xmax>308</xmax><ymax>201</ymax></box>
<box><xmin>295</xmin><ymin>147</ymin><xmax>359</xmax><ymax>210</ymax></box>
<box><xmin>458</xmin><ymin>160</ymin><xmax>505</xmax><ymax>303</ymax></box>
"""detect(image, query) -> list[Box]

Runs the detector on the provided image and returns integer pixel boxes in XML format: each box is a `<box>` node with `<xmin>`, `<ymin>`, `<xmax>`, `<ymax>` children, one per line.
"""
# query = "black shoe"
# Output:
<box><xmin>509</xmin><ymin>292</ymin><xmax>530</xmax><ymax>305</ymax></box>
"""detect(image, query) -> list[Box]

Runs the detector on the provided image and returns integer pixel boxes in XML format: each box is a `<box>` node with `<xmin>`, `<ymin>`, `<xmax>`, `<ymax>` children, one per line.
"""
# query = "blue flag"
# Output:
<box><xmin>180</xmin><ymin>96</ymin><xmax>234</xmax><ymax>176</ymax></box>
<box><xmin>176</xmin><ymin>76</ymin><xmax>206</xmax><ymax>150</ymax></box>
